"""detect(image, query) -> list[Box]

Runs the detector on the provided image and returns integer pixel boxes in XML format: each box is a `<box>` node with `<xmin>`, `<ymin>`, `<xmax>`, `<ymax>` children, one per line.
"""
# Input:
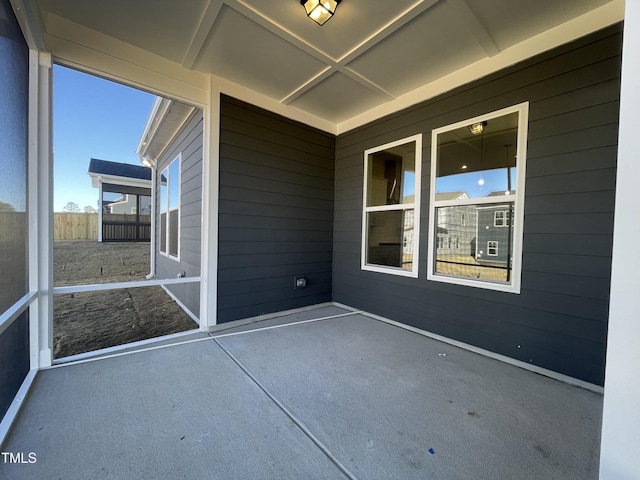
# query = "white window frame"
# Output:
<box><xmin>487</xmin><ymin>241</ymin><xmax>499</xmax><ymax>256</ymax></box>
<box><xmin>427</xmin><ymin>102</ymin><xmax>528</xmax><ymax>293</ymax></box>
<box><xmin>159</xmin><ymin>154</ymin><xmax>181</xmax><ymax>261</ymax></box>
<box><xmin>494</xmin><ymin>210</ymin><xmax>512</xmax><ymax>227</ymax></box>
<box><xmin>361</xmin><ymin>134</ymin><xmax>422</xmax><ymax>278</ymax></box>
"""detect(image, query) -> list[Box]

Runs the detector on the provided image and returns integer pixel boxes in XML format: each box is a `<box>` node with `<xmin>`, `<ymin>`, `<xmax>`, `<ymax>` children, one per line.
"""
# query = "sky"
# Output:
<box><xmin>436</xmin><ymin>168</ymin><xmax>518</xmax><ymax>198</ymax></box>
<box><xmin>53</xmin><ymin>65</ymin><xmax>155</xmax><ymax>212</ymax></box>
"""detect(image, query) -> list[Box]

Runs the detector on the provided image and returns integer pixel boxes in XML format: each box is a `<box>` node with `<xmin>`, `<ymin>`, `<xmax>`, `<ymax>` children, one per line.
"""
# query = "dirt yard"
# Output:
<box><xmin>53</xmin><ymin>241</ymin><xmax>197</xmax><ymax>359</ymax></box>
<box><xmin>435</xmin><ymin>254</ymin><xmax>509</xmax><ymax>282</ymax></box>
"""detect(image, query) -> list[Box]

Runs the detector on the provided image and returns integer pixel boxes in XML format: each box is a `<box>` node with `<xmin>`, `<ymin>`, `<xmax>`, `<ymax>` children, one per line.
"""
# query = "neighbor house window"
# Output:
<box><xmin>362</xmin><ymin>134</ymin><xmax>422</xmax><ymax>277</ymax></box>
<box><xmin>494</xmin><ymin>210</ymin><xmax>512</xmax><ymax>227</ymax></box>
<box><xmin>427</xmin><ymin>103</ymin><xmax>528</xmax><ymax>293</ymax></box>
<box><xmin>159</xmin><ymin>154</ymin><xmax>180</xmax><ymax>259</ymax></box>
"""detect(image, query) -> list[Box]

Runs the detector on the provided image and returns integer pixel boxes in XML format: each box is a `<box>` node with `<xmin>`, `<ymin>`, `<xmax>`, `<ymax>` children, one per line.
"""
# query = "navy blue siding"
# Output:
<box><xmin>218</xmin><ymin>95</ymin><xmax>335</xmax><ymax>322</ymax></box>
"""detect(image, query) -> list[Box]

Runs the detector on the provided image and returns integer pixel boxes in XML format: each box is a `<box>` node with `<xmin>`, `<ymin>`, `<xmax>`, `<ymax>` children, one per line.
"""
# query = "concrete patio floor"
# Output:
<box><xmin>0</xmin><ymin>305</ymin><xmax>603</xmax><ymax>479</ymax></box>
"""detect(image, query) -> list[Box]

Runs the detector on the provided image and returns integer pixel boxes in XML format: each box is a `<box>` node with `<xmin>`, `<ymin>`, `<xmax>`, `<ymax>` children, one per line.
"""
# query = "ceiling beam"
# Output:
<box><xmin>281</xmin><ymin>67</ymin><xmax>333</xmax><ymax>104</ymax></box>
<box><xmin>182</xmin><ymin>0</ymin><xmax>224</xmax><ymax>69</ymax></box>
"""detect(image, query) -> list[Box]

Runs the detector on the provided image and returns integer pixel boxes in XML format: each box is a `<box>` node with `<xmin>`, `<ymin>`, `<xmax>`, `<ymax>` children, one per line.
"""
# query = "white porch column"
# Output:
<box><xmin>28</xmin><ymin>51</ymin><xmax>53</xmax><ymax>368</ymax></box>
<box><xmin>599</xmin><ymin>3</ymin><xmax>640</xmax><ymax>479</ymax></box>
<box><xmin>199</xmin><ymin>76</ymin><xmax>220</xmax><ymax>331</ymax></box>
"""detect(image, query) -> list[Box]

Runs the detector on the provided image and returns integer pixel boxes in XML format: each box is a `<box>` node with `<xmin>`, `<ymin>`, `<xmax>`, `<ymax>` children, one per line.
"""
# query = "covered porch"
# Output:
<box><xmin>87</xmin><ymin>159</ymin><xmax>152</xmax><ymax>243</ymax></box>
<box><xmin>1</xmin><ymin>305</ymin><xmax>602</xmax><ymax>479</ymax></box>
<box><xmin>2</xmin><ymin>0</ymin><xmax>640</xmax><ymax>478</ymax></box>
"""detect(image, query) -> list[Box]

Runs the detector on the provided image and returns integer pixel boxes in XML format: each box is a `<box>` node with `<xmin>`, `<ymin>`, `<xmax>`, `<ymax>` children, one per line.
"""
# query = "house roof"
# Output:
<box><xmin>136</xmin><ymin>97</ymin><xmax>196</xmax><ymax>163</ymax></box>
<box><xmin>21</xmin><ymin>0</ymin><xmax>624</xmax><ymax>134</ymax></box>
<box><xmin>486</xmin><ymin>190</ymin><xmax>515</xmax><ymax>197</ymax></box>
<box><xmin>88</xmin><ymin>158</ymin><xmax>152</xmax><ymax>182</ymax></box>
<box><xmin>435</xmin><ymin>191</ymin><xmax>469</xmax><ymax>201</ymax></box>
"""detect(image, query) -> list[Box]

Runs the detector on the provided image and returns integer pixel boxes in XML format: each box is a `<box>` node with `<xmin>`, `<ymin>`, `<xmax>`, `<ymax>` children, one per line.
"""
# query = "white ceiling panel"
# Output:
<box><xmin>465</xmin><ymin>0</ymin><xmax>613</xmax><ymax>51</ymax></box>
<box><xmin>29</xmin><ymin>0</ymin><xmax>623</xmax><ymax>131</ymax></box>
<box><xmin>194</xmin><ymin>5</ymin><xmax>329</xmax><ymax>100</ymax></box>
<box><xmin>289</xmin><ymin>71</ymin><xmax>388</xmax><ymax>124</ymax></box>
<box><xmin>347</xmin><ymin>1</ymin><xmax>488</xmax><ymax>96</ymax></box>
<box><xmin>37</xmin><ymin>0</ymin><xmax>209</xmax><ymax>64</ymax></box>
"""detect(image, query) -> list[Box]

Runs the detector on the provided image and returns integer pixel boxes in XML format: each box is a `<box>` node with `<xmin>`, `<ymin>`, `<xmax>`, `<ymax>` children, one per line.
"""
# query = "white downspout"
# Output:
<box><xmin>97</xmin><ymin>178</ymin><xmax>103</xmax><ymax>243</ymax></box>
<box><xmin>146</xmin><ymin>162</ymin><xmax>156</xmax><ymax>279</ymax></box>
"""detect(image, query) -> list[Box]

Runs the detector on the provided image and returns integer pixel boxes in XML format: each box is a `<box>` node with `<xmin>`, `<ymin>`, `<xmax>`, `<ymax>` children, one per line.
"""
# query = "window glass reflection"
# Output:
<box><xmin>367</xmin><ymin>143</ymin><xmax>416</xmax><ymax>207</ymax></box>
<box><xmin>435</xmin><ymin>112</ymin><xmax>518</xmax><ymax>199</ymax></box>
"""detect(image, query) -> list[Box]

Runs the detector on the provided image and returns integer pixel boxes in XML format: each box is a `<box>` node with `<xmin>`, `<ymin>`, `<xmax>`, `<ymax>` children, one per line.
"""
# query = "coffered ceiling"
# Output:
<box><xmin>17</xmin><ymin>0</ymin><xmax>623</xmax><ymax>133</ymax></box>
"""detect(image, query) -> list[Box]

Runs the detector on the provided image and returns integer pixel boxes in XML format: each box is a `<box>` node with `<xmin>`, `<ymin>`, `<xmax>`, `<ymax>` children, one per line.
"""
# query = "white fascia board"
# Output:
<box><xmin>88</xmin><ymin>173</ymin><xmax>151</xmax><ymax>190</ymax></box>
<box><xmin>44</xmin><ymin>14</ymin><xmax>209</xmax><ymax>108</ymax></box>
<box><xmin>136</xmin><ymin>96</ymin><xmax>165</xmax><ymax>159</ymax></box>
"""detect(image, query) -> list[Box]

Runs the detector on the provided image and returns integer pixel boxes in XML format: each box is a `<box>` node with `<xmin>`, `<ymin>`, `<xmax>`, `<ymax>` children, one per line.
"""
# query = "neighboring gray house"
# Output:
<box><xmin>475</xmin><ymin>191</ymin><xmax>517</xmax><ymax>267</ymax></box>
<box><xmin>434</xmin><ymin>192</ymin><xmax>477</xmax><ymax>257</ymax></box>
<box><xmin>475</xmin><ymin>204</ymin><xmax>512</xmax><ymax>263</ymax></box>
<box><xmin>137</xmin><ymin>98</ymin><xmax>203</xmax><ymax>322</ymax></box>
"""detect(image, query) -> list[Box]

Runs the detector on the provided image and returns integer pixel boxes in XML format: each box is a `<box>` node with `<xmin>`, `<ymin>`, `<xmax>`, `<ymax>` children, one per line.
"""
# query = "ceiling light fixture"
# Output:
<box><xmin>301</xmin><ymin>0</ymin><xmax>341</xmax><ymax>26</ymax></box>
<box><xmin>468</xmin><ymin>121</ymin><xmax>487</xmax><ymax>135</ymax></box>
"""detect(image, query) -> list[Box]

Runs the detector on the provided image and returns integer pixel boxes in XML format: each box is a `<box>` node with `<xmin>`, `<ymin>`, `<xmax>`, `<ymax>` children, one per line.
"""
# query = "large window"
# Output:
<box><xmin>159</xmin><ymin>155</ymin><xmax>180</xmax><ymax>259</ymax></box>
<box><xmin>362</xmin><ymin>135</ymin><xmax>421</xmax><ymax>277</ymax></box>
<box><xmin>427</xmin><ymin>103</ymin><xmax>528</xmax><ymax>293</ymax></box>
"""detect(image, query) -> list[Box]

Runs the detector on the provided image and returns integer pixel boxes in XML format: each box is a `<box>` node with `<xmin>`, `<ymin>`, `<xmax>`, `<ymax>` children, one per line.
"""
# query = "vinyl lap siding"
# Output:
<box><xmin>155</xmin><ymin>110</ymin><xmax>203</xmax><ymax>319</ymax></box>
<box><xmin>333</xmin><ymin>25</ymin><xmax>621</xmax><ymax>385</ymax></box>
<box><xmin>218</xmin><ymin>95</ymin><xmax>334</xmax><ymax>323</ymax></box>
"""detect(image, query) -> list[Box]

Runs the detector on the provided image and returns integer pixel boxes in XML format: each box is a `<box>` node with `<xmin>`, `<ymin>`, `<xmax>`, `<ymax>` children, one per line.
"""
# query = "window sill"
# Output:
<box><xmin>427</xmin><ymin>271</ymin><xmax>521</xmax><ymax>293</ymax></box>
<box><xmin>362</xmin><ymin>264</ymin><xmax>418</xmax><ymax>278</ymax></box>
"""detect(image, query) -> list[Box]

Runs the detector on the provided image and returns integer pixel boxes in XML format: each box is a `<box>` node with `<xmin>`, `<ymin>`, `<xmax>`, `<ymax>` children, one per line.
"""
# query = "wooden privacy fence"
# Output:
<box><xmin>102</xmin><ymin>213</ymin><xmax>151</xmax><ymax>242</ymax></box>
<box><xmin>53</xmin><ymin>213</ymin><xmax>152</xmax><ymax>241</ymax></box>
<box><xmin>54</xmin><ymin>213</ymin><xmax>99</xmax><ymax>241</ymax></box>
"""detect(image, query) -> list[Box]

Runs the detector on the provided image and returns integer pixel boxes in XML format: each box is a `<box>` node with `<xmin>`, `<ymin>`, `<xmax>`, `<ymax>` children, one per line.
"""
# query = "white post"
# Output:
<box><xmin>27</xmin><ymin>49</ymin><xmax>40</xmax><ymax>370</ymax></box>
<box><xmin>146</xmin><ymin>166</ymin><xmax>156</xmax><ymax>279</ymax></box>
<box><xmin>599</xmin><ymin>4</ymin><xmax>640</xmax><ymax>479</ymax></box>
<box><xmin>199</xmin><ymin>76</ymin><xmax>220</xmax><ymax>331</ymax></box>
<box><xmin>29</xmin><ymin>51</ymin><xmax>53</xmax><ymax>368</ymax></box>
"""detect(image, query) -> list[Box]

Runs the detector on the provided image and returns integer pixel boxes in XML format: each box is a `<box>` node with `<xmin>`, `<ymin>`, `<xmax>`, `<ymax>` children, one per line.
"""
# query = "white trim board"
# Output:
<box><xmin>43</xmin><ymin>335</ymin><xmax>213</xmax><ymax>370</ymax></box>
<box><xmin>0</xmin><ymin>369</ymin><xmax>38</xmax><ymax>449</ymax></box>
<box><xmin>208</xmin><ymin>301</ymin><xmax>340</xmax><ymax>333</ymax></box>
<box><xmin>210</xmin><ymin>311</ymin><xmax>360</xmax><ymax>340</ymax></box>
<box><xmin>44</xmin><ymin>306</ymin><xmax>359</xmax><ymax>370</ymax></box>
<box><xmin>0</xmin><ymin>292</ymin><xmax>37</xmax><ymax>337</ymax></box>
<box><xmin>52</xmin><ymin>276</ymin><xmax>200</xmax><ymax>295</ymax></box>
<box><xmin>160</xmin><ymin>284</ymin><xmax>200</xmax><ymax>325</ymax></box>
<box><xmin>53</xmin><ymin>328</ymin><xmax>202</xmax><ymax>365</ymax></box>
